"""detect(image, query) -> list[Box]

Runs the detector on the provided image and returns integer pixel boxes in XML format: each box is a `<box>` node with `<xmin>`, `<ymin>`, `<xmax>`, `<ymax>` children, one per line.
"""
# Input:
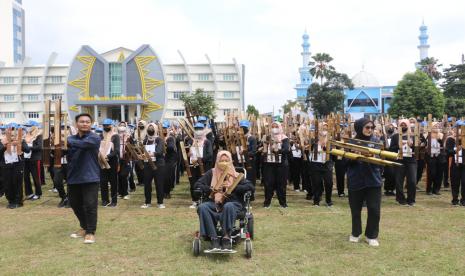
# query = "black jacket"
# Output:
<box><xmin>194</xmin><ymin>169</ymin><xmax>255</xmax><ymax>205</ymax></box>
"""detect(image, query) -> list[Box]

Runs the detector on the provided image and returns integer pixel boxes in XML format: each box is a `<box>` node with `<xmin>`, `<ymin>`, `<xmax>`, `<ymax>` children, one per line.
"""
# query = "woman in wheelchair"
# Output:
<box><xmin>194</xmin><ymin>150</ymin><xmax>254</xmax><ymax>252</ymax></box>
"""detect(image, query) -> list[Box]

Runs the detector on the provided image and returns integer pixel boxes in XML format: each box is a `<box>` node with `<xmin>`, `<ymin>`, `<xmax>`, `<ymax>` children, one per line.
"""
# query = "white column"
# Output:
<box><xmin>94</xmin><ymin>105</ymin><xmax>98</xmax><ymax>120</ymax></box>
<box><xmin>136</xmin><ymin>104</ymin><xmax>141</xmax><ymax>119</ymax></box>
<box><xmin>121</xmin><ymin>104</ymin><xmax>125</xmax><ymax>122</ymax></box>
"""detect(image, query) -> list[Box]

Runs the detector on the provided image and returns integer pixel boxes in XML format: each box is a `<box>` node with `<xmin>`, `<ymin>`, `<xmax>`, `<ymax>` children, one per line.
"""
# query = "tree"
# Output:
<box><xmin>442</xmin><ymin>63</ymin><xmax>465</xmax><ymax>98</ymax></box>
<box><xmin>309</xmin><ymin>53</ymin><xmax>336</xmax><ymax>85</ymax></box>
<box><xmin>418</xmin><ymin>57</ymin><xmax>442</xmax><ymax>81</ymax></box>
<box><xmin>444</xmin><ymin>98</ymin><xmax>465</xmax><ymax>118</ymax></box>
<box><xmin>281</xmin><ymin>100</ymin><xmax>305</xmax><ymax>114</ymax></box>
<box><xmin>306</xmin><ymin>53</ymin><xmax>353</xmax><ymax>117</ymax></box>
<box><xmin>246</xmin><ymin>104</ymin><xmax>259</xmax><ymax>118</ymax></box>
<box><xmin>180</xmin><ymin>88</ymin><xmax>217</xmax><ymax>119</ymax></box>
<box><xmin>388</xmin><ymin>70</ymin><xmax>444</xmax><ymax>118</ymax></box>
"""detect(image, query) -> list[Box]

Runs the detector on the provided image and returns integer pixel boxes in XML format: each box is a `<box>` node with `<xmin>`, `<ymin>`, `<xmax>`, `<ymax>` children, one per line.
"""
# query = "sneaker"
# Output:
<box><xmin>140</xmin><ymin>203</ymin><xmax>152</xmax><ymax>209</ymax></box>
<box><xmin>52</xmin><ymin>188</ymin><xmax>58</xmax><ymax>193</ymax></box>
<box><xmin>210</xmin><ymin>238</ymin><xmax>221</xmax><ymax>251</ymax></box>
<box><xmin>313</xmin><ymin>202</ymin><xmax>320</xmax><ymax>206</ymax></box>
<box><xmin>84</xmin><ymin>234</ymin><xmax>96</xmax><ymax>244</ymax></box>
<box><xmin>123</xmin><ymin>195</ymin><xmax>130</xmax><ymax>200</ymax></box>
<box><xmin>108</xmin><ymin>202</ymin><xmax>117</xmax><ymax>208</ymax></box>
<box><xmin>222</xmin><ymin>238</ymin><xmax>232</xmax><ymax>251</ymax></box>
<box><xmin>338</xmin><ymin>193</ymin><xmax>346</xmax><ymax>197</ymax></box>
<box><xmin>326</xmin><ymin>201</ymin><xmax>334</xmax><ymax>207</ymax></box>
<box><xmin>451</xmin><ymin>200</ymin><xmax>459</xmax><ymax>206</ymax></box>
<box><xmin>407</xmin><ymin>202</ymin><xmax>415</xmax><ymax>207</ymax></box>
<box><xmin>102</xmin><ymin>201</ymin><xmax>110</xmax><ymax>207</ymax></box>
<box><xmin>294</xmin><ymin>189</ymin><xmax>300</xmax><ymax>192</ymax></box>
<box><xmin>433</xmin><ymin>192</ymin><xmax>441</xmax><ymax>196</ymax></box>
<box><xmin>118</xmin><ymin>195</ymin><xmax>123</xmax><ymax>199</ymax></box>
<box><xmin>189</xmin><ymin>202</ymin><xmax>198</xmax><ymax>209</ymax></box>
<box><xmin>157</xmin><ymin>204</ymin><xmax>166</xmax><ymax>209</ymax></box>
<box><xmin>31</xmin><ymin>195</ymin><xmax>41</xmax><ymax>201</ymax></box>
<box><xmin>70</xmin><ymin>229</ymin><xmax>85</xmax><ymax>238</ymax></box>
<box><xmin>280</xmin><ymin>204</ymin><xmax>288</xmax><ymax>208</ymax></box>
<box><xmin>349</xmin><ymin>235</ymin><xmax>360</xmax><ymax>243</ymax></box>
<box><xmin>366</xmin><ymin>238</ymin><xmax>380</xmax><ymax>247</ymax></box>
<box><xmin>397</xmin><ymin>200</ymin><xmax>407</xmax><ymax>206</ymax></box>
<box><xmin>58</xmin><ymin>198</ymin><xmax>68</xmax><ymax>208</ymax></box>
<box><xmin>263</xmin><ymin>204</ymin><xmax>271</xmax><ymax>209</ymax></box>
<box><xmin>26</xmin><ymin>194</ymin><xmax>34</xmax><ymax>200</ymax></box>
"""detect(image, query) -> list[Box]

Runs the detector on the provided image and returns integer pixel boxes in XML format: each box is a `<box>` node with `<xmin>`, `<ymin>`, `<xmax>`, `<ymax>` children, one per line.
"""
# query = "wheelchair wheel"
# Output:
<box><xmin>247</xmin><ymin>216</ymin><xmax>254</xmax><ymax>240</ymax></box>
<box><xmin>193</xmin><ymin>238</ymin><xmax>201</xmax><ymax>256</ymax></box>
<box><xmin>245</xmin><ymin>239</ymin><xmax>252</xmax><ymax>259</ymax></box>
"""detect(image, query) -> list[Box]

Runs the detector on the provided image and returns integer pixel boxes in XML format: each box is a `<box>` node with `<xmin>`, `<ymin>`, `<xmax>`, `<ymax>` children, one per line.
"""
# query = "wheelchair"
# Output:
<box><xmin>192</xmin><ymin>168</ymin><xmax>254</xmax><ymax>258</ymax></box>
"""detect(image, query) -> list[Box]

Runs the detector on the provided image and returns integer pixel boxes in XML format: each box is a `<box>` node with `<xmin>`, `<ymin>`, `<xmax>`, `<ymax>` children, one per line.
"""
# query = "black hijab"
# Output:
<box><xmin>354</xmin><ymin>118</ymin><xmax>373</xmax><ymax>141</ymax></box>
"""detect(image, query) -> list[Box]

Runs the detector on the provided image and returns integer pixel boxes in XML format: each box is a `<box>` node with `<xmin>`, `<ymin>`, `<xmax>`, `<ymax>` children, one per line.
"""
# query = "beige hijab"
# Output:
<box><xmin>211</xmin><ymin>150</ymin><xmax>239</xmax><ymax>190</ymax></box>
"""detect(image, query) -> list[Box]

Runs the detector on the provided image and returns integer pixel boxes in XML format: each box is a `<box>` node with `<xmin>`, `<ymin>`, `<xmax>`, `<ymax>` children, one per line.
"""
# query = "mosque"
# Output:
<box><xmin>294</xmin><ymin>22</ymin><xmax>431</xmax><ymax>118</ymax></box>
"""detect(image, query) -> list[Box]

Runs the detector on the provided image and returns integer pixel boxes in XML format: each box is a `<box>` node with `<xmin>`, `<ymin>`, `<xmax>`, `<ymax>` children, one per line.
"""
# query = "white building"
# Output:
<box><xmin>0</xmin><ymin>0</ymin><xmax>25</xmax><ymax>65</ymax></box>
<box><xmin>0</xmin><ymin>46</ymin><xmax>244</xmax><ymax>124</ymax></box>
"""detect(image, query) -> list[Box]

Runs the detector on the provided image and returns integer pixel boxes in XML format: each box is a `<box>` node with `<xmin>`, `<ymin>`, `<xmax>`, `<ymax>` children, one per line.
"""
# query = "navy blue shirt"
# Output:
<box><xmin>346</xmin><ymin>137</ymin><xmax>383</xmax><ymax>191</ymax></box>
<box><xmin>67</xmin><ymin>132</ymin><xmax>101</xmax><ymax>185</ymax></box>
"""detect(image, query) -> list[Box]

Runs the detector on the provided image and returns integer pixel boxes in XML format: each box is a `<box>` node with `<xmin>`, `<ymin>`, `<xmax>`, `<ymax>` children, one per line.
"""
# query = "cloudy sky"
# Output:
<box><xmin>24</xmin><ymin>0</ymin><xmax>465</xmax><ymax>113</ymax></box>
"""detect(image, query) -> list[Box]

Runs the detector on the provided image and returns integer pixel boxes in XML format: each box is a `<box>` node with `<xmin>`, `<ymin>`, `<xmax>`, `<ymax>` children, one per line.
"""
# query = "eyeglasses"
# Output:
<box><xmin>364</xmin><ymin>126</ymin><xmax>375</xmax><ymax>130</ymax></box>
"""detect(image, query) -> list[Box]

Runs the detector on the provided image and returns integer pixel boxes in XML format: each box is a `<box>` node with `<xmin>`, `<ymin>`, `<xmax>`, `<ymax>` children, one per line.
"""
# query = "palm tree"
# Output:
<box><xmin>309</xmin><ymin>53</ymin><xmax>336</xmax><ymax>85</ymax></box>
<box><xmin>419</xmin><ymin>57</ymin><xmax>442</xmax><ymax>81</ymax></box>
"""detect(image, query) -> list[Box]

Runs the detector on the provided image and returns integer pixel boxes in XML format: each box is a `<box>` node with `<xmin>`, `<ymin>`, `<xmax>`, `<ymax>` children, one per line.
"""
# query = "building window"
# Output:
<box><xmin>24</xmin><ymin>76</ymin><xmax>39</xmax><ymax>84</ymax></box>
<box><xmin>48</xmin><ymin>76</ymin><xmax>63</xmax><ymax>83</ymax></box>
<box><xmin>4</xmin><ymin>95</ymin><xmax>15</xmax><ymax>101</ymax></box>
<box><xmin>98</xmin><ymin>110</ymin><xmax>102</xmax><ymax>117</ymax></box>
<box><xmin>51</xmin><ymin>94</ymin><xmax>62</xmax><ymax>100</ymax></box>
<box><xmin>198</xmin><ymin>74</ymin><xmax>210</xmax><ymax>81</ymax></box>
<box><xmin>173</xmin><ymin>109</ymin><xmax>185</xmax><ymax>117</ymax></box>
<box><xmin>223</xmin><ymin>74</ymin><xmax>235</xmax><ymax>81</ymax></box>
<box><xmin>173</xmin><ymin>91</ymin><xmax>187</xmax><ymax>99</ymax></box>
<box><xmin>2</xmin><ymin>112</ymin><xmax>15</xmax><ymax>119</ymax></box>
<box><xmin>173</xmin><ymin>74</ymin><xmax>186</xmax><ymax>81</ymax></box>
<box><xmin>27</xmin><ymin>95</ymin><xmax>39</xmax><ymax>101</ymax></box>
<box><xmin>224</xmin><ymin>91</ymin><xmax>234</xmax><ymax>98</ymax></box>
<box><xmin>109</xmin><ymin>63</ymin><xmax>122</xmax><ymax>98</ymax></box>
<box><xmin>223</xmin><ymin>109</ymin><xmax>234</xmax><ymax>116</ymax></box>
<box><xmin>26</xmin><ymin>112</ymin><xmax>40</xmax><ymax>119</ymax></box>
<box><xmin>2</xmin><ymin>77</ymin><xmax>15</xmax><ymax>84</ymax></box>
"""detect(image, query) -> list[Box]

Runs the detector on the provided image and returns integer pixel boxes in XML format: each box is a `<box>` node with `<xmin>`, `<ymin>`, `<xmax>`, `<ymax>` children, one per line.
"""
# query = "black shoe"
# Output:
<box><xmin>398</xmin><ymin>200</ymin><xmax>407</xmax><ymax>206</ymax></box>
<box><xmin>452</xmin><ymin>200</ymin><xmax>459</xmax><ymax>206</ymax></box>
<box><xmin>128</xmin><ymin>189</ymin><xmax>136</xmax><ymax>193</ymax></box>
<box><xmin>108</xmin><ymin>202</ymin><xmax>117</xmax><ymax>207</ymax></box>
<box><xmin>433</xmin><ymin>191</ymin><xmax>441</xmax><ymax>196</ymax></box>
<box><xmin>222</xmin><ymin>238</ymin><xmax>232</xmax><ymax>251</ymax></box>
<box><xmin>313</xmin><ymin>202</ymin><xmax>320</xmax><ymax>206</ymax></box>
<box><xmin>326</xmin><ymin>201</ymin><xmax>333</xmax><ymax>207</ymax></box>
<box><xmin>7</xmin><ymin>203</ymin><xmax>15</xmax><ymax>209</ymax></box>
<box><xmin>407</xmin><ymin>202</ymin><xmax>415</xmax><ymax>207</ymax></box>
<box><xmin>280</xmin><ymin>203</ymin><xmax>288</xmax><ymax>208</ymax></box>
<box><xmin>263</xmin><ymin>204</ymin><xmax>271</xmax><ymax>209</ymax></box>
<box><xmin>102</xmin><ymin>201</ymin><xmax>110</xmax><ymax>207</ymax></box>
<box><xmin>210</xmin><ymin>238</ymin><xmax>221</xmax><ymax>251</ymax></box>
<box><xmin>58</xmin><ymin>198</ymin><xmax>68</xmax><ymax>208</ymax></box>
<box><xmin>460</xmin><ymin>201</ymin><xmax>465</xmax><ymax>206</ymax></box>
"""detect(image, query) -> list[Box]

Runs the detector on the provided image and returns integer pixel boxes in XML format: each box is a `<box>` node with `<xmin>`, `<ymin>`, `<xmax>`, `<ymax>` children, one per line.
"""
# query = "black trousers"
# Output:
<box><xmin>53</xmin><ymin>165</ymin><xmax>68</xmax><ymax>200</ymax></box>
<box><xmin>263</xmin><ymin>163</ymin><xmax>287</xmax><ymax>206</ymax></box>
<box><xmin>189</xmin><ymin>166</ymin><xmax>203</xmax><ymax>201</ymax></box>
<box><xmin>2</xmin><ymin>163</ymin><xmax>24</xmax><ymax>205</ymax></box>
<box><xmin>24</xmin><ymin>159</ymin><xmax>42</xmax><ymax>196</ymax></box>
<box><xmin>395</xmin><ymin>160</ymin><xmax>417</xmax><ymax>204</ymax></box>
<box><xmin>416</xmin><ymin>159</ymin><xmax>425</xmax><ymax>184</ymax></box>
<box><xmin>289</xmin><ymin>157</ymin><xmax>303</xmax><ymax>190</ymax></box>
<box><xmin>310</xmin><ymin>162</ymin><xmax>333</xmax><ymax>204</ymax></box>
<box><xmin>100</xmin><ymin>159</ymin><xmax>118</xmax><ymax>204</ymax></box>
<box><xmin>383</xmin><ymin>166</ymin><xmax>395</xmax><ymax>192</ymax></box>
<box><xmin>135</xmin><ymin>161</ymin><xmax>145</xmax><ymax>185</ymax></box>
<box><xmin>451</xmin><ymin>164</ymin><xmax>465</xmax><ymax>204</ymax></box>
<box><xmin>443</xmin><ymin>158</ymin><xmax>451</xmax><ymax>188</ymax></box>
<box><xmin>426</xmin><ymin>157</ymin><xmax>444</xmax><ymax>193</ymax></box>
<box><xmin>302</xmin><ymin>160</ymin><xmax>312</xmax><ymax>195</ymax></box>
<box><xmin>348</xmin><ymin>186</ymin><xmax>381</xmax><ymax>239</ymax></box>
<box><xmin>246</xmin><ymin>157</ymin><xmax>257</xmax><ymax>186</ymax></box>
<box><xmin>335</xmin><ymin>159</ymin><xmax>347</xmax><ymax>195</ymax></box>
<box><xmin>0</xmin><ymin>168</ymin><xmax>4</xmax><ymax>196</ymax></box>
<box><xmin>68</xmin><ymin>183</ymin><xmax>99</xmax><ymax>235</ymax></box>
<box><xmin>118</xmin><ymin>160</ymin><xmax>131</xmax><ymax>197</ymax></box>
<box><xmin>128</xmin><ymin>162</ymin><xmax>136</xmax><ymax>190</ymax></box>
<box><xmin>164</xmin><ymin>161</ymin><xmax>176</xmax><ymax>196</ymax></box>
<box><xmin>143</xmin><ymin>164</ymin><xmax>165</xmax><ymax>204</ymax></box>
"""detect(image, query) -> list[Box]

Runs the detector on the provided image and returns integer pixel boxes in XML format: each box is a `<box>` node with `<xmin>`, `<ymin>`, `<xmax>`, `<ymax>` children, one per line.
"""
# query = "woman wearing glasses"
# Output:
<box><xmin>347</xmin><ymin>118</ymin><xmax>382</xmax><ymax>247</ymax></box>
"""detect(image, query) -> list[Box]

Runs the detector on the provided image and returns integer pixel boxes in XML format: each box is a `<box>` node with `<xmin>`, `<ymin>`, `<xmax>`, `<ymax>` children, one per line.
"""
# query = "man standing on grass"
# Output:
<box><xmin>67</xmin><ymin>113</ymin><xmax>101</xmax><ymax>244</ymax></box>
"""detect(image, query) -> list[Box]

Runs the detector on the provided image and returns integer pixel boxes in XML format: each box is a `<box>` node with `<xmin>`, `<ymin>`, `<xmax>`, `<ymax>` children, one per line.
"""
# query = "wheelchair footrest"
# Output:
<box><xmin>204</xmin><ymin>249</ymin><xmax>237</xmax><ymax>254</ymax></box>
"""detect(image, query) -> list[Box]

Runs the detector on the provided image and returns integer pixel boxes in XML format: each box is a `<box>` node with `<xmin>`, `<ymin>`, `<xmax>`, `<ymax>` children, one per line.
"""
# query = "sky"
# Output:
<box><xmin>24</xmin><ymin>0</ymin><xmax>465</xmax><ymax>113</ymax></box>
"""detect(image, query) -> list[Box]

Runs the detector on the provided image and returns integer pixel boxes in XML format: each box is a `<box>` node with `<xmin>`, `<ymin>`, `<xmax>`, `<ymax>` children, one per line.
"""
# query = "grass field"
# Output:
<box><xmin>1</xmin><ymin>177</ymin><xmax>464</xmax><ymax>276</ymax></box>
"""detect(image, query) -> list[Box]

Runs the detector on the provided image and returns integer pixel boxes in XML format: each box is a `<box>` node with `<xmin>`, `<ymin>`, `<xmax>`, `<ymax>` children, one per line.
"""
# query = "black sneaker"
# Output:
<box><xmin>326</xmin><ymin>201</ymin><xmax>334</xmax><ymax>207</ymax></box>
<box><xmin>313</xmin><ymin>202</ymin><xmax>320</xmax><ymax>206</ymax></box>
<box><xmin>452</xmin><ymin>200</ymin><xmax>459</xmax><ymax>206</ymax></box>
<box><xmin>407</xmin><ymin>202</ymin><xmax>415</xmax><ymax>207</ymax></box>
<box><xmin>426</xmin><ymin>192</ymin><xmax>433</xmax><ymax>195</ymax></box>
<box><xmin>58</xmin><ymin>198</ymin><xmax>68</xmax><ymax>208</ymax></box>
<box><xmin>108</xmin><ymin>202</ymin><xmax>117</xmax><ymax>207</ymax></box>
<box><xmin>397</xmin><ymin>200</ymin><xmax>407</xmax><ymax>206</ymax></box>
<box><xmin>102</xmin><ymin>201</ymin><xmax>110</xmax><ymax>207</ymax></box>
<box><xmin>210</xmin><ymin>238</ymin><xmax>221</xmax><ymax>251</ymax></box>
<box><xmin>222</xmin><ymin>238</ymin><xmax>232</xmax><ymax>251</ymax></box>
<box><xmin>280</xmin><ymin>203</ymin><xmax>288</xmax><ymax>208</ymax></box>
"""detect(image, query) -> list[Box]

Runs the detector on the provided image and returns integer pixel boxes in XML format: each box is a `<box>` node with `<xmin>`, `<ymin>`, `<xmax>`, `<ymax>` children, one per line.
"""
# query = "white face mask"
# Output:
<box><xmin>272</xmin><ymin>128</ymin><xmax>280</xmax><ymax>134</ymax></box>
<box><xmin>195</xmin><ymin>130</ymin><xmax>204</xmax><ymax>136</ymax></box>
<box><xmin>118</xmin><ymin>126</ymin><xmax>126</xmax><ymax>132</ymax></box>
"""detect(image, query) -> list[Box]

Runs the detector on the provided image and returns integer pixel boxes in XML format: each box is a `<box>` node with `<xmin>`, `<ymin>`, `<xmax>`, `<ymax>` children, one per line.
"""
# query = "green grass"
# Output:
<box><xmin>1</xmin><ymin>177</ymin><xmax>464</xmax><ymax>276</ymax></box>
